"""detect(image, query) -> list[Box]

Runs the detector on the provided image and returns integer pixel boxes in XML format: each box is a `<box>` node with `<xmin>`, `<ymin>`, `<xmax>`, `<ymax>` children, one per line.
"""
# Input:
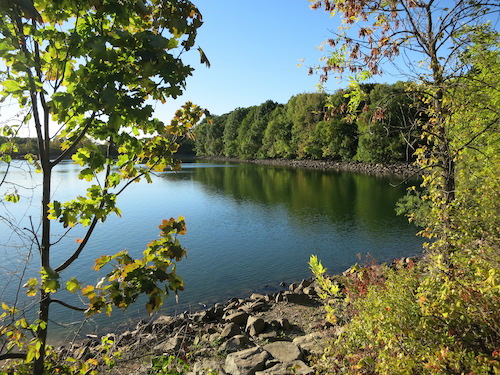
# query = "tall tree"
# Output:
<box><xmin>309</xmin><ymin>0</ymin><xmax>498</xmax><ymax>238</ymax></box>
<box><xmin>223</xmin><ymin>107</ymin><xmax>250</xmax><ymax>157</ymax></box>
<box><xmin>0</xmin><ymin>0</ymin><xmax>206</xmax><ymax>373</ymax></box>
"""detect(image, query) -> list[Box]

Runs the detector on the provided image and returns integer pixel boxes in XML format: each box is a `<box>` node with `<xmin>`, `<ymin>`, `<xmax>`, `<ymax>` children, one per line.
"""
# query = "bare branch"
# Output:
<box><xmin>49</xmin><ymin>299</ymin><xmax>86</xmax><ymax>312</ymax></box>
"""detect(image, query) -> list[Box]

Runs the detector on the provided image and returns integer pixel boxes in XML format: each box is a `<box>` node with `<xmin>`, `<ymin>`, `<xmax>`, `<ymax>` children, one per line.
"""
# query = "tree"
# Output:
<box><xmin>223</xmin><ymin>107</ymin><xmax>250</xmax><ymax>157</ymax></box>
<box><xmin>286</xmin><ymin>93</ymin><xmax>327</xmax><ymax>158</ymax></box>
<box><xmin>261</xmin><ymin>106</ymin><xmax>294</xmax><ymax>158</ymax></box>
<box><xmin>356</xmin><ymin>82</ymin><xmax>420</xmax><ymax>163</ymax></box>
<box><xmin>309</xmin><ymin>0</ymin><xmax>498</xmax><ymax>240</ymax></box>
<box><xmin>308</xmin><ymin>1</ymin><xmax>500</xmax><ymax>372</ymax></box>
<box><xmin>0</xmin><ymin>0</ymin><xmax>206</xmax><ymax>373</ymax></box>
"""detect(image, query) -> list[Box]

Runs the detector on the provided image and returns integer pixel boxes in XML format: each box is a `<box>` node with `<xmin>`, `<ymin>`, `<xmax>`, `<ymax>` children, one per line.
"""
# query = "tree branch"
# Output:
<box><xmin>49</xmin><ymin>299</ymin><xmax>86</xmax><ymax>312</ymax></box>
<box><xmin>0</xmin><ymin>353</ymin><xmax>27</xmax><ymax>361</ymax></box>
<box><xmin>51</xmin><ymin>111</ymin><xmax>97</xmax><ymax>167</ymax></box>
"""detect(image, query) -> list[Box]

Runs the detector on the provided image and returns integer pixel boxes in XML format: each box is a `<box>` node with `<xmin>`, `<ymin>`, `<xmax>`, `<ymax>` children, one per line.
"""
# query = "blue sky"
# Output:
<box><xmin>157</xmin><ymin>0</ymin><xmax>346</xmax><ymax>120</ymax></box>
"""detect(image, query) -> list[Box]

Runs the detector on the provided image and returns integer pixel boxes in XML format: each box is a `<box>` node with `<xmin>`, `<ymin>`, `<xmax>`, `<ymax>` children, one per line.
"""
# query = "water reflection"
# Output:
<box><xmin>1</xmin><ymin>160</ymin><xmax>423</xmax><ymax>338</ymax></box>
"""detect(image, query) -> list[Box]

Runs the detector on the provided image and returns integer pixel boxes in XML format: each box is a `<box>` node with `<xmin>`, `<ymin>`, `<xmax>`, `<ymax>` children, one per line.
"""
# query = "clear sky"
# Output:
<box><xmin>156</xmin><ymin>0</ymin><xmax>347</xmax><ymax>120</ymax></box>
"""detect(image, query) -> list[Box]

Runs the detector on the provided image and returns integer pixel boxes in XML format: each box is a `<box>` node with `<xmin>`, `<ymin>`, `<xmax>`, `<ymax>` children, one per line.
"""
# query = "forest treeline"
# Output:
<box><xmin>194</xmin><ymin>82</ymin><xmax>422</xmax><ymax>163</ymax></box>
<box><xmin>1</xmin><ymin>82</ymin><xmax>420</xmax><ymax>164</ymax></box>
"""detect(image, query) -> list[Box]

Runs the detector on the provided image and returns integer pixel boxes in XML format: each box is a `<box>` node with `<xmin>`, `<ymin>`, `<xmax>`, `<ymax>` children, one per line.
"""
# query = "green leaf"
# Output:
<box><xmin>5</xmin><ymin>192</ymin><xmax>20</xmax><ymax>203</ymax></box>
<box><xmin>66</xmin><ymin>277</ymin><xmax>81</xmax><ymax>293</ymax></box>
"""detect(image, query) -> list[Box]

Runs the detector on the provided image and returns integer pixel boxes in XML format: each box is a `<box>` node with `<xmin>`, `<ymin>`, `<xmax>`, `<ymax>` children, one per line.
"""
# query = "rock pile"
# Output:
<box><xmin>197</xmin><ymin>156</ymin><xmax>421</xmax><ymax>179</ymax></box>
<box><xmin>64</xmin><ymin>278</ymin><xmax>332</xmax><ymax>374</ymax></box>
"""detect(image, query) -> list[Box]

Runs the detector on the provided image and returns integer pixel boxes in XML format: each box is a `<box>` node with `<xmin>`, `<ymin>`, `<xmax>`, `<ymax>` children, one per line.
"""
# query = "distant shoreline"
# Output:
<box><xmin>194</xmin><ymin>156</ymin><xmax>421</xmax><ymax>179</ymax></box>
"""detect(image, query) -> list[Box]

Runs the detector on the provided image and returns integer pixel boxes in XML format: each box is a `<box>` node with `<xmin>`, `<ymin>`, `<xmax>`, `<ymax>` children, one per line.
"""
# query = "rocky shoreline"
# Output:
<box><xmin>195</xmin><ymin>156</ymin><xmax>421</xmax><ymax>179</ymax></box>
<box><xmin>63</xmin><ymin>278</ymin><xmax>331</xmax><ymax>374</ymax></box>
<box><xmin>58</xmin><ymin>257</ymin><xmax>419</xmax><ymax>374</ymax></box>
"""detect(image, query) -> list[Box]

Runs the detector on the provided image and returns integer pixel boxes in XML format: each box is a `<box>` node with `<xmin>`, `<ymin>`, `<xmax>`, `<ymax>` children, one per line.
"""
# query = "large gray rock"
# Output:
<box><xmin>292</xmin><ymin>332</ymin><xmax>326</xmax><ymax>355</ymax></box>
<box><xmin>255</xmin><ymin>360</ymin><xmax>314</xmax><ymax>375</ymax></box>
<box><xmin>224</xmin><ymin>311</ymin><xmax>250</xmax><ymax>326</ymax></box>
<box><xmin>246</xmin><ymin>316</ymin><xmax>266</xmax><ymax>336</ymax></box>
<box><xmin>263</xmin><ymin>341</ymin><xmax>303</xmax><ymax>362</ymax></box>
<box><xmin>220</xmin><ymin>322</ymin><xmax>242</xmax><ymax>339</ymax></box>
<box><xmin>225</xmin><ymin>347</ymin><xmax>270</xmax><ymax>375</ymax></box>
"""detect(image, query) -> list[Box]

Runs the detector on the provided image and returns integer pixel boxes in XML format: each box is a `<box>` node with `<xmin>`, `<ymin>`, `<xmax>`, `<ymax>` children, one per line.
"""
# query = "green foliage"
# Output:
<box><xmin>194</xmin><ymin>86</ymin><xmax>417</xmax><ymax>162</ymax></box>
<box><xmin>149</xmin><ymin>355</ymin><xmax>189</xmax><ymax>375</ymax></box>
<box><xmin>312</xmin><ymin>257</ymin><xmax>499</xmax><ymax>374</ymax></box>
<box><xmin>308</xmin><ymin>4</ymin><xmax>500</xmax><ymax>374</ymax></box>
<box><xmin>260</xmin><ymin>106</ymin><xmax>294</xmax><ymax>158</ymax></box>
<box><xmin>223</xmin><ymin>107</ymin><xmax>250</xmax><ymax>157</ymax></box>
<box><xmin>0</xmin><ymin>0</ymin><xmax>206</xmax><ymax>372</ymax></box>
<box><xmin>89</xmin><ymin>217</ymin><xmax>187</xmax><ymax>316</ymax></box>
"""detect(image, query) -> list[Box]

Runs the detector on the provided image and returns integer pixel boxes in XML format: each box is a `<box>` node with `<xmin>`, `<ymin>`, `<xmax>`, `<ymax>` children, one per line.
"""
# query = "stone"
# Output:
<box><xmin>298</xmin><ymin>278</ymin><xmax>313</xmax><ymax>290</ymax></box>
<box><xmin>153</xmin><ymin>334</ymin><xmax>184</xmax><ymax>353</ymax></box>
<box><xmin>152</xmin><ymin>315</ymin><xmax>180</xmax><ymax>333</ymax></box>
<box><xmin>224</xmin><ymin>311</ymin><xmax>250</xmax><ymax>326</ymax></box>
<box><xmin>263</xmin><ymin>341</ymin><xmax>302</xmax><ymax>362</ymax></box>
<box><xmin>246</xmin><ymin>316</ymin><xmax>266</xmax><ymax>336</ymax></box>
<box><xmin>220</xmin><ymin>322</ymin><xmax>242</xmax><ymax>339</ymax></box>
<box><xmin>190</xmin><ymin>359</ymin><xmax>228</xmax><ymax>375</ymax></box>
<box><xmin>270</xmin><ymin>318</ymin><xmax>290</xmax><ymax>331</ymax></box>
<box><xmin>255</xmin><ymin>360</ymin><xmax>314</xmax><ymax>375</ymax></box>
<box><xmin>292</xmin><ymin>332</ymin><xmax>326</xmax><ymax>355</ymax></box>
<box><xmin>258</xmin><ymin>331</ymin><xmax>279</xmax><ymax>342</ymax></box>
<box><xmin>206</xmin><ymin>306</ymin><xmax>224</xmax><ymax>320</ymax></box>
<box><xmin>224</xmin><ymin>300</ymin><xmax>240</xmax><ymax>312</ymax></box>
<box><xmin>249</xmin><ymin>293</ymin><xmax>268</xmax><ymax>301</ymax></box>
<box><xmin>220</xmin><ymin>334</ymin><xmax>253</xmax><ymax>352</ymax></box>
<box><xmin>241</xmin><ymin>301</ymin><xmax>268</xmax><ymax>314</ymax></box>
<box><xmin>225</xmin><ymin>347</ymin><xmax>270</xmax><ymax>375</ymax></box>
<box><xmin>302</xmin><ymin>286</ymin><xmax>317</xmax><ymax>296</ymax></box>
<box><xmin>275</xmin><ymin>292</ymin><xmax>285</xmax><ymax>303</ymax></box>
<box><xmin>283</xmin><ymin>292</ymin><xmax>313</xmax><ymax>305</ymax></box>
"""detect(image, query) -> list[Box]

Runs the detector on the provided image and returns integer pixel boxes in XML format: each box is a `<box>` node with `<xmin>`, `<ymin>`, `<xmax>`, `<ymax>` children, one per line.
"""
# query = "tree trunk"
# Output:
<box><xmin>33</xmin><ymin>153</ymin><xmax>52</xmax><ymax>374</ymax></box>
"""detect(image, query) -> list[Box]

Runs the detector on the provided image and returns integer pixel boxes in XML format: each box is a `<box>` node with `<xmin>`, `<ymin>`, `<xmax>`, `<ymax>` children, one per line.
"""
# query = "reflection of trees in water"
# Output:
<box><xmin>187</xmin><ymin>163</ymin><xmax>417</xmax><ymax>230</ymax></box>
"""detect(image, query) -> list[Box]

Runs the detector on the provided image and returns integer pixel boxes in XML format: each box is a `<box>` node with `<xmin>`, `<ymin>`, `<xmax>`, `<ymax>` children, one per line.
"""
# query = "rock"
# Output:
<box><xmin>152</xmin><ymin>315</ymin><xmax>181</xmax><ymax>333</ymax></box>
<box><xmin>275</xmin><ymin>292</ymin><xmax>285</xmax><ymax>303</ymax></box>
<box><xmin>153</xmin><ymin>334</ymin><xmax>184</xmax><ymax>353</ymax></box>
<box><xmin>224</xmin><ymin>300</ymin><xmax>240</xmax><ymax>312</ymax></box>
<box><xmin>190</xmin><ymin>359</ymin><xmax>228</xmax><ymax>375</ymax></box>
<box><xmin>255</xmin><ymin>360</ymin><xmax>314</xmax><ymax>375</ymax></box>
<box><xmin>257</xmin><ymin>331</ymin><xmax>279</xmax><ymax>342</ymax></box>
<box><xmin>224</xmin><ymin>311</ymin><xmax>250</xmax><ymax>326</ymax></box>
<box><xmin>220</xmin><ymin>322</ymin><xmax>242</xmax><ymax>339</ymax></box>
<box><xmin>206</xmin><ymin>306</ymin><xmax>224</xmax><ymax>320</ymax></box>
<box><xmin>283</xmin><ymin>292</ymin><xmax>313</xmax><ymax>305</ymax></box>
<box><xmin>269</xmin><ymin>318</ymin><xmax>290</xmax><ymax>331</ymax></box>
<box><xmin>288</xmin><ymin>283</ymin><xmax>298</xmax><ymax>292</ymax></box>
<box><xmin>302</xmin><ymin>286</ymin><xmax>317</xmax><ymax>296</ymax></box>
<box><xmin>292</xmin><ymin>332</ymin><xmax>326</xmax><ymax>355</ymax></box>
<box><xmin>220</xmin><ymin>334</ymin><xmax>253</xmax><ymax>352</ymax></box>
<box><xmin>263</xmin><ymin>341</ymin><xmax>302</xmax><ymax>362</ymax></box>
<box><xmin>298</xmin><ymin>279</ymin><xmax>313</xmax><ymax>289</ymax></box>
<box><xmin>225</xmin><ymin>347</ymin><xmax>270</xmax><ymax>375</ymax></box>
<box><xmin>249</xmin><ymin>293</ymin><xmax>268</xmax><ymax>301</ymax></box>
<box><xmin>241</xmin><ymin>301</ymin><xmax>268</xmax><ymax>314</ymax></box>
<box><xmin>246</xmin><ymin>316</ymin><xmax>266</xmax><ymax>336</ymax></box>
<box><xmin>117</xmin><ymin>330</ymin><xmax>136</xmax><ymax>345</ymax></box>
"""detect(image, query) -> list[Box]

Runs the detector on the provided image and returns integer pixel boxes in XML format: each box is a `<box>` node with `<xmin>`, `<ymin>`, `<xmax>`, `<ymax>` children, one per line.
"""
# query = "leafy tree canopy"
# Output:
<box><xmin>0</xmin><ymin>0</ymin><xmax>207</xmax><ymax>373</ymax></box>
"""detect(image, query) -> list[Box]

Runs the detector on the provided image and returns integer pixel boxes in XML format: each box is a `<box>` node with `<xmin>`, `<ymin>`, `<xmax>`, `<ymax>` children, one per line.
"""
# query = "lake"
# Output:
<box><xmin>0</xmin><ymin>160</ymin><xmax>423</xmax><ymax>339</ymax></box>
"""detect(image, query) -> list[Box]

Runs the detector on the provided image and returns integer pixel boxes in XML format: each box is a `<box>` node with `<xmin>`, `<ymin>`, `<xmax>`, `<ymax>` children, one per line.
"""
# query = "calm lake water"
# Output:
<box><xmin>0</xmin><ymin>160</ymin><xmax>423</xmax><ymax>339</ymax></box>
